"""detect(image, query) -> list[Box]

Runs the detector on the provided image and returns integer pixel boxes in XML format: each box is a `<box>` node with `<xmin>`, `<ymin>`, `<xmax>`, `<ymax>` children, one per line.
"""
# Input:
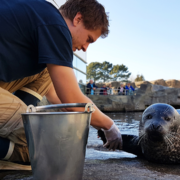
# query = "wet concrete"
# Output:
<box><xmin>1</xmin><ymin>112</ymin><xmax>180</xmax><ymax>180</ymax></box>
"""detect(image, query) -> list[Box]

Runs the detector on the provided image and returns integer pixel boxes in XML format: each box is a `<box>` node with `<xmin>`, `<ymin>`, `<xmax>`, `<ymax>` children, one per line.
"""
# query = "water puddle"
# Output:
<box><xmin>86</xmin><ymin>112</ymin><xmax>142</xmax><ymax>160</ymax></box>
<box><xmin>86</xmin><ymin>148</ymin><xmax>136</xmax><ymax>160</ymax></box>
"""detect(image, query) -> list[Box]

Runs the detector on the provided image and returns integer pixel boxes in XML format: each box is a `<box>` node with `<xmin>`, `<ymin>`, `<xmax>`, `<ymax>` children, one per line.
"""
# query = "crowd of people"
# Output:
<box><xmin>86</xmin><ymin>80</ymin><xmax>135</xmax><ymax>95</ymax></box>
<box><xmin>118</xmin><ymin>82</ymin><xmax>135</xmax><ymax>95</ymax></box>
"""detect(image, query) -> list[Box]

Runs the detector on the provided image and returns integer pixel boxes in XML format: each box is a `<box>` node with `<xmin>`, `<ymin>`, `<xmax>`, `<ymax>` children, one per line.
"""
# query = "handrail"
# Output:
<box><xmin>85</xmin><ymin>88</ymin><xmax>136</xmax><ymax>96</ymax></box>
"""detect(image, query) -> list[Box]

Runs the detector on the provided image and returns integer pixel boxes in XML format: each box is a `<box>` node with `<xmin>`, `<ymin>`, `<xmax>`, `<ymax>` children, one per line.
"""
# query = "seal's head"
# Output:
<box><xmin>141</xmin><ymin>103</ymin><xmax>180</xmax><ymax>142</ymax></box>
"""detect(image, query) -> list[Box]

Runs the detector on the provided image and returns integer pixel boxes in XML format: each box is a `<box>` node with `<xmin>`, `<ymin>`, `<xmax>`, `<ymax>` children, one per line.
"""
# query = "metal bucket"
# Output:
<box><xmin>22</xmin><ymin>103</ymin><xmax>94</xmax><ymax>180</ymax></box>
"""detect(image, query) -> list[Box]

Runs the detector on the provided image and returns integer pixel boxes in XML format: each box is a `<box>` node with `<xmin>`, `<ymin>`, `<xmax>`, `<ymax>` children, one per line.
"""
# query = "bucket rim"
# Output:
<box><xmin>21</xmin><ymin>111</ymin><xmax>92</xmax><ymax>115</ymax></box>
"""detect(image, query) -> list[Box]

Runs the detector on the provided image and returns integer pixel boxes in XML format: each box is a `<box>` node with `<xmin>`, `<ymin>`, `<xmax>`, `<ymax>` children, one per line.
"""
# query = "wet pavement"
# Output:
<box><xmin>1</xmin><ymin>112</ymin><xmax>180</xmax><ymax>180</ymax></box>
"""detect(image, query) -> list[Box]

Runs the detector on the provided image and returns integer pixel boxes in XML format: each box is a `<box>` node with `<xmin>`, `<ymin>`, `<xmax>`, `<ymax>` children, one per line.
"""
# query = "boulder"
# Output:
<box><xmin>165</xmin><ymin>79</ymin><xmax>180</xmax><ymax>88</ymax></box>
<box><xmin>150</xmin><ymin>79</ymin><xmax>167</xmax><ymax>86</ymax></box>
<box><xmin>135</xmin><ymin>79</ymin><xmax>180</xmax><ymax>89</ymax></box>
<box><xmin>135</xmin><ymin>81</ymin><xmax>151</xmax><ymax>88</ymax></box>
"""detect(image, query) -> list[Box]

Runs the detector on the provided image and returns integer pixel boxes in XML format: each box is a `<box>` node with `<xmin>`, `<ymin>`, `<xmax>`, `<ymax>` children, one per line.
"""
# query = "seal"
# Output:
<box><xmin>98</xmin><ymin>103</ymin><xmax>180</xmax><ymax>164</ymax></box>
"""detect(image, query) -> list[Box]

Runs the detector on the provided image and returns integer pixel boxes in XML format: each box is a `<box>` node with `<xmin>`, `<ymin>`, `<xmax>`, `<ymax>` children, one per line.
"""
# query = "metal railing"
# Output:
<box><xmin>86</xmin><ymin>88</ymin><xmax>136</xmax><ymax>96</ymax></box>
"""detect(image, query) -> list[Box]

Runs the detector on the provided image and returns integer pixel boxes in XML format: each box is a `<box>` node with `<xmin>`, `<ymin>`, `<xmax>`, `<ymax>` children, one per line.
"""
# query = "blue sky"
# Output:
<box><xmin>87</xmin><ymin>0</ymin><xmax>180</xmax><ymax>81</ymax></box>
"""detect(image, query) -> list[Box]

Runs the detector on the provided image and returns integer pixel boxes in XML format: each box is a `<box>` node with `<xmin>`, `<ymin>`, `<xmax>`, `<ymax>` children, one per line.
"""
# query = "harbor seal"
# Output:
<box><xmin>98</xmin><ymin>103</ymin><xmax>180</xmax><ymax>164</ymax></box>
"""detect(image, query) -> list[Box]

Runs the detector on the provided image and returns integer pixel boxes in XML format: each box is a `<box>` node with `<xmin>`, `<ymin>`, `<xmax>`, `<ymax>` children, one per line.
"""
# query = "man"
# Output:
<box><xmin>0</xmin><ymin>0</ymin><xmax>122</xmax><ymax>163</ymax></box>
<box><xmin>125</xmin><ymin>83</ymin><xmax>135</xmax><ymax>95</ymax></box>
<box><xmin>107</xmin><ymin>84</ymin><xmax>113</xmax><ymax>95</ymax></box>
<box><xmin>100</xmin><ymin>84</ymin><xmax>108</xmax><ymax>95</ymax></box>
<box><xmin>86</xmin><ymin>79</ymin><xmax>97</xmax><ymax>95</ymax></box>
<box><xmin>118</xmin><ymin>83</ymin><xmax>125</xmax><ymax>95</ymax></box>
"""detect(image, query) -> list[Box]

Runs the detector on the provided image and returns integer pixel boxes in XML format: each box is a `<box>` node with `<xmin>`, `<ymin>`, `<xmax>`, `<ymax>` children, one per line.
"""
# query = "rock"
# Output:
<box><xmin>165</xmin><ymin>79</ymin><xmax>180</xmax><ymax>88</ymax></box>
<box><xmin>150</xmin><ymin>79</ymin><xmax>167</xmax><ymax>86</ymax></box>
<box><xmin>135</xmin><ymin>81</ymin><xmax>151</xmax><ymax>88</ymax></box>
<box><xmin>150</xmin><ymin>84</ymin><xmax>169</xmax><ymax>92</ymax></box>
<box><xmin>136</xmin><ymin>79</ymin><xmax>180</xmax><ymax>89</ymax></box>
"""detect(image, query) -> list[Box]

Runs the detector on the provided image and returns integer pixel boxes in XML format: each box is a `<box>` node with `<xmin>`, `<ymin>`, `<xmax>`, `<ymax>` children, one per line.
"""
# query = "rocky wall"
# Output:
<box><xmin>88</xmin><ymin>84</ymin><xmax>180</xmax><ymax>112</ymax></box>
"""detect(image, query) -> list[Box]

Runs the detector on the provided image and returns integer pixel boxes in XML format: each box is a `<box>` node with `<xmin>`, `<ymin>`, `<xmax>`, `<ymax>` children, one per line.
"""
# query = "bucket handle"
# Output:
<box><xmin>26</xmin><ymin>103</ymin><xmax>94</xmax><ymax>113</ymax></box>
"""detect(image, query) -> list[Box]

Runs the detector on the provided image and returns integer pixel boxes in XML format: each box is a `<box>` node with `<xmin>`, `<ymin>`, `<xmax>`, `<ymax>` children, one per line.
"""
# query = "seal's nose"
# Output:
<box><xmin>151</xmin><ymin>123</ymin><xmax>162</xmax><ymax>131</ymax></box>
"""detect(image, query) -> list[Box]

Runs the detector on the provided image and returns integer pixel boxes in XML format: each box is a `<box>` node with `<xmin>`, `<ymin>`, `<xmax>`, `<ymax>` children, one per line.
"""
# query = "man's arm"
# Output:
<box><xmin>45</xmin><ymin>83</ymin><xmax>62</xmax><ymax>105</ymax></box>
<box><xmin>47</xmin><ymin>64</ymin><xmax>112</xmax><ymax>130</ymax></box>
<box><xmin>131</xmin><ymin>86</ymin><xmax>135</xmax><ymax>91</ymax></box>
<box><xmin>94</xmin><ymin>83</ymin><xmax>98</xmax><ymax>88</ymax></box>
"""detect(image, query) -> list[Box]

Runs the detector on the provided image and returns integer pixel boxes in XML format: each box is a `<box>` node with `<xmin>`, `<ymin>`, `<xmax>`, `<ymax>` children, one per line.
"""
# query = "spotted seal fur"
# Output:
<box><xmin>98</xmin><ymin>103</ymin><xmax>180</xmax><ymax>164</ymax></box>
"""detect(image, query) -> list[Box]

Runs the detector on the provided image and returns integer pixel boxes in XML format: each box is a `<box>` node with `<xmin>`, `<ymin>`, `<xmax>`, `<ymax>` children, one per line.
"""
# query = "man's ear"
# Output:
<box><xmin>73</xmin><ymin>12</ymin><xmax>83</xmax><ymax>27</ymax></box>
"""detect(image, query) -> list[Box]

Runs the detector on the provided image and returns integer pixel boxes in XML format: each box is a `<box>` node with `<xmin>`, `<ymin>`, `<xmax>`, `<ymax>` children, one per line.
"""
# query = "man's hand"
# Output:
<box><xmin>103</xmin><ymin>122</ymin><xmax>122</xmax><ymax>151</ymax></box>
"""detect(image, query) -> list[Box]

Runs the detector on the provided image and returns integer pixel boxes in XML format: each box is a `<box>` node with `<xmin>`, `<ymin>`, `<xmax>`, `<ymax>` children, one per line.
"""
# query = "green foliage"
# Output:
<box><xmin>110</xmin><ymin>64</ymin><xmax>131</xmax><ymax>81</ymax></box>
<box><xmin>97</xmin><ymin>61</ymin><xmax>113</xmax><ymax>82</ymax></box>
<box><xmin>87</xmin><ymin>61</ymin><xmax>132</xmax><ymax>83</ymax></box>
<box><xmin>86</xmin><ymin>62</ymin><xmax>101</xmax><ymax>82</ymax></box>
<box><xmin>135</xmin><ymin>74</ymin><xmax>145</xmax><ymax>81</ymax></box>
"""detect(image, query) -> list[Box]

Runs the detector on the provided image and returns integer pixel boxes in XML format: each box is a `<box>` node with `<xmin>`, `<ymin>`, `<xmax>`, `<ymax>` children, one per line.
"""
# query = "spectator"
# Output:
<box><xmin>100</xmin><ymin>84</ymin><xmax>108</xmax><ymax>95</ymax></box>
<box><xmin>125</xmin><ymin>82</ymin><xmax>135</xmax><ymax>95</ymax></box>
<box><xmin>118</xmin><ymin>83</ymin><xmax>125</xmax><ymax>95</ymax></box>
<box><xmin>86</xmin><ymin>79</ymin><xmax>98</xmax><ymax>95</ymax></box>
<box><xmin>107</xmin><ymin>84</ymin><xmax>113</xmax><ymax>95</ymax></box>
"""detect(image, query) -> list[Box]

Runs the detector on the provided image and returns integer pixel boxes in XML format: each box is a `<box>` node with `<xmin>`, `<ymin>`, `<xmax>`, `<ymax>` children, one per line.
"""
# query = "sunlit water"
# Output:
<box><xmin>85</xmin><ymin>112</ymin><xmax>142</xmax><ymax>160</ymax></box>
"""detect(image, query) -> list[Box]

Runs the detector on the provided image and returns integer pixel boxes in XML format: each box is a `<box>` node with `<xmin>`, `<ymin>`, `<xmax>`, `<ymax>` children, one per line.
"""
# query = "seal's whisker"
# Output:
<box><xmin>167</xmin><ymin>134</ymin><xmax>174</xmax><ymax>142</ymax></box>
<box><xmin>138</xmin><ymin>133</ymin><xmax>145</xmax><ymax>145</ymax></box>
<box><xmin>168</xmin><ymin>133</ymin><xmax>180</xmax><ymax>141</ymax></box>
<box><xmin>170</xmin><ymin>135</ymin><xmax>176</xmax><ymax>141</ymax></box>
<box><xmin>168</xmin><ymin>133</ymin><xmax>176</xmax><ymax>140</ymax></box>
<box><xmin>165</xmin><ymin>136</ymin><xmax>172</xmax><ymax>151</ymax></box>
<box><xmin>166</xmin><ymin>136</ymin><xmax>174</xmax><ymax>149</ymax></box>
<box><xmin>132</xmin><ymin>136</ymin><xmax>137</xmax><ymax>142</ymax></box>
<box><xmin>165</xmin><ymin>137</ymin><xmax>170</xmax><ymax>151</ymax></box>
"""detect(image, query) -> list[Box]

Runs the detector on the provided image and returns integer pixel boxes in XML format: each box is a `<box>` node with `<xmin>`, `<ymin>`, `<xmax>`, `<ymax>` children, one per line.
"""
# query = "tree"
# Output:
<box><xmin>87</xmin><ymin>61</ymin><xmax>132</xmax><ymax>83</ymax></box>
<box><xmin>97</xmin><ymin>61</ymin><xmax>113</xmax><ymax>82</ymax></box>
<box><xmin>110</xmin><ymin>64</ymin><xmax>131</xmax><ymax>81</ymax></box>
<box><xmin>86</xmin><ymin>62</ymin><xmax>101</xmax><ymax>82</ymax></box>
<box><xmin>135</xmin><ymin>74</ymin><xmax>145</xmax><ymax>82</ymax></box>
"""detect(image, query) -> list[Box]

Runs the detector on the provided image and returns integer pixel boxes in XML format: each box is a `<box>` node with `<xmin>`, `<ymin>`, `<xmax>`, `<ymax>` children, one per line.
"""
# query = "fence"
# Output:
<box><xmin>86</xmin><ymin>88</ymin><xmax>136</xmax><ymax>96</ymax></box>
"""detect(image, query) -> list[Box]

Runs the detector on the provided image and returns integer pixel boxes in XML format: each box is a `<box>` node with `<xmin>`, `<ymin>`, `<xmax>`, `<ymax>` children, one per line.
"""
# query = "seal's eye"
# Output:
<box><xmin>164</xmin><ymin>117</ymin><xmax>171</xmax><ymax>121</ymax></box>
<box><xmin>146</xmin><ymin>115</ymin><xmax>152</xmax><ymax>119</ymax></box>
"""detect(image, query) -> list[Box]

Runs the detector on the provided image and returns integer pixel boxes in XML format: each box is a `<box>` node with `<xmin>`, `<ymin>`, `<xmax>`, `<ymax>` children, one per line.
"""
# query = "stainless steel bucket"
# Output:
<box><xmin>22</xmin><ymin>103</ymin><xmax>94</xmax><ymax>180</ymax></box>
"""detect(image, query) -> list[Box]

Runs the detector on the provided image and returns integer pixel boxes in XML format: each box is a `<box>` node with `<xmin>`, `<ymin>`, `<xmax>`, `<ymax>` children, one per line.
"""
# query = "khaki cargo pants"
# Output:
<box><xmin>0</xmin><ymin>68</ymin><xmax>52</xmax><ymax>162</ymax></box>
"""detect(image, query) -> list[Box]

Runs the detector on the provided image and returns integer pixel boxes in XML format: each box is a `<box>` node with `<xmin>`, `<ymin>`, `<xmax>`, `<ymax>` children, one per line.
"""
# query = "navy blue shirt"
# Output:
<box><xmin>0</xmin><ymin>0</ymin><xmax>73</xmax><ymax>82</ymax></box>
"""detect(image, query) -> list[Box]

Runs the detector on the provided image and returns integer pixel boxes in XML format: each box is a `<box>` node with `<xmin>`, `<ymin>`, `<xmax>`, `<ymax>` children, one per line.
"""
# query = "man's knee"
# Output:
<box><xmin>0</xmin><ymin>88</ymin><xmax>27</xmax><ymax>137</ymax></box>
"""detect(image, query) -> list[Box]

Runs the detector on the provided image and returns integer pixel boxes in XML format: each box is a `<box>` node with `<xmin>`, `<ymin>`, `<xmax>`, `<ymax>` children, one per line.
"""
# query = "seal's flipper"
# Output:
<box><xmin>98</xmin><ymin>130</ymin><xmax>142</xmax><ymax>156</ymax></box>
<box><xmin>122</xmin><ymin>134</ymin><xmax>142</xmax><ymax>156</ymax></box>
<box><xmin>98</xmin><ymin>129</ymin><xmax>107</xmax><ymax>144</ymax></box>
